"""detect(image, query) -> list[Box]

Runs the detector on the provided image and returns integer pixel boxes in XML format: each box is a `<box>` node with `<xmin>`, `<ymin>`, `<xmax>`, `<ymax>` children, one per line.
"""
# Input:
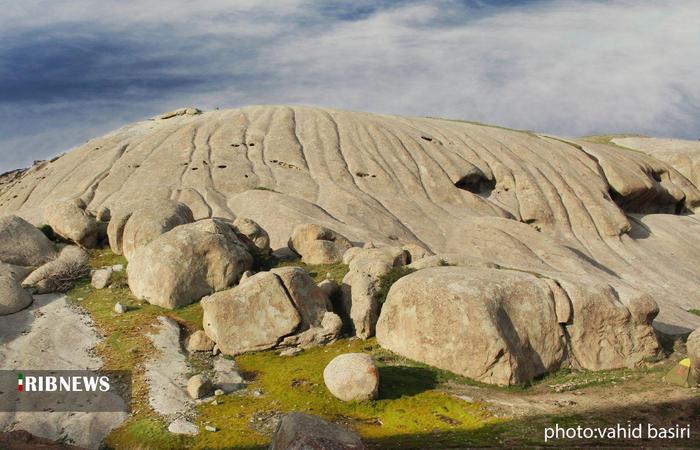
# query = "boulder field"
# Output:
<box><xmin>1</xmin><ymin>105</ymin><xmax>699</xmax><ymax>386</ymax></box>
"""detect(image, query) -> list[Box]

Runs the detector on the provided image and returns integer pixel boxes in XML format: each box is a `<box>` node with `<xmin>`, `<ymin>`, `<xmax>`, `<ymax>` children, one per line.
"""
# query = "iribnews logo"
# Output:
<box><xmin>17</xmin><ymin>372</ymin><xmax>111</xmax><ymax>392</ymax></box>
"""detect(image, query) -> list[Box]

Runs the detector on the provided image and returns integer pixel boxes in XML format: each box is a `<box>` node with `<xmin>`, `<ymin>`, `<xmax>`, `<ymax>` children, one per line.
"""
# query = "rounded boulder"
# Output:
<box><xmin>323</xmin><ymin>353</ymin><xmax>379</xmax><ymax>401</ymax></box>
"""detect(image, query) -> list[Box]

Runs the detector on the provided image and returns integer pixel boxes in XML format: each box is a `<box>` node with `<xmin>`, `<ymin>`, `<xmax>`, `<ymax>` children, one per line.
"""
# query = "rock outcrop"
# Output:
<box><xmin>202</xmin><ymin>268</ymin><xmax>340</xmax><ymax>356</ymax></box>
<box><xmin>44</xmin><ymin>200</ymin><xmax>99</xmax><ymax>248</ymax></box>
<box><xmin>202</xmin><ymin>272</ymin><xmax>301</xmax><ymax>355</ymax></box>
<box><xmin>109</xmin><ymin>199</ymin><xmax>194</xmax><ymax>260</ymax></box>
<box><xmin>270</xmin><ymin>412</ymin><xmax>365</xmax><ymax>450</ymax></box>
<box><xmin>0</xmin><ymin>215</ymin><xmax>56</xmax><ymax>267</ymax></box>
<box><xmin>376</xmin><ymin>267</ymin><xmax>659</xmax><ymax>385</ymax></box>
<box><xmin>341</xmin><ymin>246</ymin><xmax>410</xmax><ymax>339</ymax></box>
<box><xmin>127</xmin><ymin>219</ymin><xmax>253</xmax><ymax>308</ymax></box>
<box><xmin>289</xmin><ymin>223</ymin><xmax>353</xmax><ymax>264</ymax></box>
<box><xmin>1</xmin><ymin>105</ymin><xmax>699</xmax><ymax>338</ymax></box>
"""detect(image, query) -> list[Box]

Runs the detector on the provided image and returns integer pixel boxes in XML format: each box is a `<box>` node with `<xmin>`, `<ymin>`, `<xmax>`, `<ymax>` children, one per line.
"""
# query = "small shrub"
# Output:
<box><xmin>46</xmin><ymin>259</ymin><xmax>90</xmax><ymax>292</ymax></box>
<box><xmin>377</xmin><ymin>266</ymin><xmax>416</xmax><ymax>305</ymax></box>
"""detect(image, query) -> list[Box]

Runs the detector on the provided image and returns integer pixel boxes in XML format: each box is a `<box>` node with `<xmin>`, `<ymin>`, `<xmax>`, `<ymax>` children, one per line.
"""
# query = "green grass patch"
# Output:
<box><xmin>274</xmin><ymin>258</ymin><xmax>350</xmax><ymax>284</ymax></box>
<box><xmin>193</xmin><ymin>339</ymin><xmax>499</xmax><ymax>449</ymax></box>
<box><xmin>689</xmin><ymin>309</ymin><xmax>700</xmax><ymax>317</ymax></box>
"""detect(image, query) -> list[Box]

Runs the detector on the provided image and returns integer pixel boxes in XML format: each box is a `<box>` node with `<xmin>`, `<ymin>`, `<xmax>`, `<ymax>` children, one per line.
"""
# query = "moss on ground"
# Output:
<box><xmin>689</xmin><ymin>309</ymin><xmax>700</xmax><ymax>317</ymax></box>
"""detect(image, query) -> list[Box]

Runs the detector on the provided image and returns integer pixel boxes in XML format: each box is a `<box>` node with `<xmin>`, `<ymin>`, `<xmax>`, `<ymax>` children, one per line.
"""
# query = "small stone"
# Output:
<box><xmin>252</xmin><ymin>389</ymin><xmax>263</xmax><ymax>397</ymax></box>
<box><xmin>239</xmin><ymin>270</ymin><xmax>254</xmax><ymax>283</ymax></box>
<box><xmin>214</xmin><ymin>389</ymin><xmax>224</xmax><ymax>396</ymax></box>
<box><xmin>114</xmin><ymin>302</ymin><xmax>127</xmax><ymax>314</ymax></box>
<box><xmin>211</xmin><ymin>399</ymin><xmax>218</xmax><ymax>406</ymax></box>
<box><xmin>91</xmin><ymin>267</ymin><xmax>113</xmax><ymax>289</ymax></box>
<box><xmin>187</xmin><ymin>374</ymin><xmax>214</xmax><ymax>399</ymax></box>
<box><xmin>168</xmin><ymin>419</ymin><xmax>199</xmax><ymax>436</ymax></box>
<box><xmin>212</xmin><ymin>344</ymin><xmax>220</xmax><ymax>356</ymax></box>
<box><xmin>205</xmin><ymin>425</ymin><xmax>218</xmax><ymax>432</ymax></box>
<box><xmin>112</xmin><ymin>264</ymin><xmax>124</xmax><ymax>272</ymax></box>
<box><xmin>186</xmin><ymin>330</ymin><xmax>215</xmax><ymax>352</ymax></box>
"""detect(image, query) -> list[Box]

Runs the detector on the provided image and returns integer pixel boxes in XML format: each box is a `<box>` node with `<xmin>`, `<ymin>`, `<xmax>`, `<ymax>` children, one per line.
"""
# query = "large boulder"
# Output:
<box><xmin>376</xmin><ymin>267</ymin><xmax>659</xmax><ymax>385</ymax></box>
<box><xmin>44</xmin><ymin>200</ymin><xmax>100</xmax><ymax>248</ymax></box>
<box><xmin>128</xmin><ymin>219</ymin><xmax>253</xmax><ymax>308</ymax></box>
<box><xmin>323</xmin><ymin>353</ymin><xmax>379</xmax><ymax>402</ymax></box>
<box><xmin>288</xmin><ymin>224</ymin><xmax>353</xmax><ymax>265</ymax></box>
<box><xmin>108</xmin><ymin>200</ymin><xmax>194</xmax><ymax>259</ymax></box>
<box><xmin>0</xmin><ymin>215</ymin><xmax>57</xmax><ymax>267</ymax></box>
<box><xmin>22</xmin><ymin>245</ymin><xmax>89</xmax><ymax>293</ymax></box>
<box><xmin>270</xmin><ymin>412</ymin><xmax>365</xmax><ymax>450</ymax></box>
<box><xmin>0</xmin><ymin>265</ymin><xmax>33</xmax><ymax>315</ymax></box>
<box><xmin>232</xmin><ymin>217</ymin><xmax>271</xmax><ymax>254</ymax></box>
<box><xmin>202</xmin><ymin>272</ymin><xmax>301</xmax><ymax>355</ymax></box>
<box><xmin>270</xmin><ymin>267</ymin><xmax>331</xmax><ymax>329</ymax></box>
<box><xmin>688</xmin><ymin>328</ymin><xmax>700</xmax><ymax>378</ymax></box>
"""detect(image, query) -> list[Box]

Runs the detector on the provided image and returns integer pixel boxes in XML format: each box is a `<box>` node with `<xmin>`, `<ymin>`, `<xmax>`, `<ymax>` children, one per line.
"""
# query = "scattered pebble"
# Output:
<box><xmin>114</xmin><ymin>302</ymin><xmax>127</xmax><ymax>314</ymax></box>
<box><xmin>205</xmin><ymin>425</ymin><xmax>218</xmax><ymax>432</ymax></box>
<box><xmin>214</xmin><ymin>389</ymin><xmax>224</xmax><ymax>396</ymax></box>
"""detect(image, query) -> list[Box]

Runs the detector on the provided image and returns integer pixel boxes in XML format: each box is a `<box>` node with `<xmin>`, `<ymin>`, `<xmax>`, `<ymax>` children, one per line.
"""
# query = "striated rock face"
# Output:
<box><xmin>0</xmin><ymin>105</ymin><xmax>698</xmax><ymax>334</ymax></box>
<box><xmin>376</xmin><ymin>267</ymin><xmax>660</xmax><ymax>385</ymax></box>
<box><xmin>127</xmin><ymin>218</ymin><xmax>253</xmax><ymax>308</ymax></box>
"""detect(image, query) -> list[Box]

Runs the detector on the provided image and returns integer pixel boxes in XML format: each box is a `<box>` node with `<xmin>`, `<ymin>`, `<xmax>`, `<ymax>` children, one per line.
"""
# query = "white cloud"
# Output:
<box><xmin>1</xmin><ymin>0</ymin><xmax>699</xmax><ymax>171</ymax></box>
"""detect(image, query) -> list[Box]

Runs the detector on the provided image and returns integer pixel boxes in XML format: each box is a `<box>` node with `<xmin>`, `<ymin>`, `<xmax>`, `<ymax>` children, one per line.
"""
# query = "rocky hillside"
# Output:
<box><xmin>1</xmin><ymin>105</ymin><xmax>699</xmax><ymax>335</ymax></box>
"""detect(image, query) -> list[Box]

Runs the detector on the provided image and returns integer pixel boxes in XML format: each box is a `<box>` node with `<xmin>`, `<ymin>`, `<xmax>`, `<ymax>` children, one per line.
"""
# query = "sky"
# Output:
<box><xmin>1</xmin><ymin>0</ymin><xmax>699</xmax><ymax>172</ymax></box>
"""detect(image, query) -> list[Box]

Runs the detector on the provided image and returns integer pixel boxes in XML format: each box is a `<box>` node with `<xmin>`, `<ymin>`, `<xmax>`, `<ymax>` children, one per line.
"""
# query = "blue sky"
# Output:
<box><xmin>1</xmin><ymin>0</ymin><xmax>699</xmax><ymax>171</ymax></box>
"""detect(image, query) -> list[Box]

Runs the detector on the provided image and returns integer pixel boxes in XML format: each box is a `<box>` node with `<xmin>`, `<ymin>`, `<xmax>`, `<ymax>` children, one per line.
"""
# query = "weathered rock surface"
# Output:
<box><xmin>0</xmin><ymin>215</ymin><xmax>56</xmax><ymax>267</ymax></box>
<box><xmin>0</xmin><ymin>294</ymin><xmax>127</xmax><ymax>448</ymax></box>
<box><xmin>109</xmin><ymin>199</ymin><xmax>194</xmax><ymax>260</ymax></box>
<box><xmin>613</xmin><ymin>137</ymin><xmax>700</xmax><ymax>188</ymax></box>
<box><xmin>232</xmin><ymin>216</ymin><xmax>270</xmax><ymax>254</ymax></box>
<box><xmin>44</xmin><ymin>200</ymin><xmax>99</xmax><ymax>248</ymax></box>
<box><xmin>144</xmin><ymin>316</ymin><xmax>192</xmax><ymax>418</ymax></box>
<box><xmin>127</xmin><ymin>218</ymin><xmax>253</xmax><ymax>308</ymax></box>
<box><xmin>22</xmin><ymin>245</ymin><xmax>89</xmax><ymax>294</ymax></box>
<box><xmin>270</xmin><ymin>412</ymin><xmax>365</xmax><ymax>450</ymax></box>
<box><xmin>91</xmin><ymin>267</ymin><xmax>112</xmax><ymax>289</ymax></box>
<box><xmin>167</xmin><ymin>419</ymin><xmax>199</xmax><ymax>436</ymax></box>
<box><xmin>289</xmin><ymin>223</ymin><xmax>353</xmax><ymax>264</ymax></box>
<box><xmin>202</xmin><ymin>272</ymin><xmax>301</xmax><ymax>355</ymax></box>
<box><xmin>376</xmin><ymin>267</ymin><xmax>659</xmax><ymax>385</ymax></box>
<box><xmin>323</xmin><ymin>353</ymin><xmax>379</xmax><ymax>402</ymax></box>
<box><xmin>341</xmin><ymin>246</ymin><xmax>409</xmax><ymax>339</ymax></box>
<box><xmin>1</xmin><ymin>105</ymin><xmax>699</xmax><ymax>335</ymax></box>
<box><xmin>685</xmin><ymin>328</ymin><xmax>700</xmax><ymax>378</ymax></box>
<box><xmin>0</xmin><ymin>265</ymin><xmax>33</xmax><ymax>315</ymax></box>
<box><xmin>270</xmin><ymin>267</ymin><xmax>331</xmax><ymax>329</ymax></box>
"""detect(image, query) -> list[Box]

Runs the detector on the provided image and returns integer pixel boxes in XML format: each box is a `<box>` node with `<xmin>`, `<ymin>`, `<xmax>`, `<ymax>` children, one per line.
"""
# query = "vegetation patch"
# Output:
<box><xmin>274</xmin><ymin>258</ymin><xmax>350</xmax><ymax>284</ymax></box>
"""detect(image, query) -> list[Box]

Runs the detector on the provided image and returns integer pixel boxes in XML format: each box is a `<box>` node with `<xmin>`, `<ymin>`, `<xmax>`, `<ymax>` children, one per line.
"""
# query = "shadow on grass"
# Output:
<box><xmin>378</xmin><ymin>365</ymin><xmax>439</xmax><ymax>399</ymax></box>
<box><xmin>362</xmin><ymin>396</ymin><xmax>700</xmax><ymax>449</ymax></box>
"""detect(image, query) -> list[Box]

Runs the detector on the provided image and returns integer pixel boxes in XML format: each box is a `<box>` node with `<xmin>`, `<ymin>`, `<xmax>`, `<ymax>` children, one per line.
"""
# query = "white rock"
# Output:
<box><xmin>114</xmin><ymin>302</ymin><xmax>127</xmax><ymax>314</ymax></box>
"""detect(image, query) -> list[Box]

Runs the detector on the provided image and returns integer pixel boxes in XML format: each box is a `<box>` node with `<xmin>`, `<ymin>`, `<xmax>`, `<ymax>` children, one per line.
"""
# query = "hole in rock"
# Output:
<box><xmin>217</xmin><ymin>165</ymin><xmax>227</xmax><ymax>169</ymax></box>
<box><xmin>356</xmin><ymin>172</ymin><xmax>371</xmax><ymax>178</ymax></box>
<box><xmin>420</xmin><ymin>136</ymin><xmax>433</xmax><ymax>142</ymax></box>
<box><xmin>248</xmin><ymin>143</ymin><xmax>255</xmax><ymax>147</ymax></box>
<box><xmin>191</xmin><ymin>167</ymin><xmax>199</xmax><ymax>171</ymax></box>
<box><xmin>455</xmin><ymin>173</ymin><xmax>496</xmax><ymax>196</ymax></box>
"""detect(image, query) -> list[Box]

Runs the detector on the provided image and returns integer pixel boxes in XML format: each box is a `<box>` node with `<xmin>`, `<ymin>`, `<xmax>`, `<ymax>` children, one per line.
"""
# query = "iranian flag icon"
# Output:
<box><xmin>17</xmin><ymin>373</ymin><xmax>23</xmax><ymax>392</ymax></box>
